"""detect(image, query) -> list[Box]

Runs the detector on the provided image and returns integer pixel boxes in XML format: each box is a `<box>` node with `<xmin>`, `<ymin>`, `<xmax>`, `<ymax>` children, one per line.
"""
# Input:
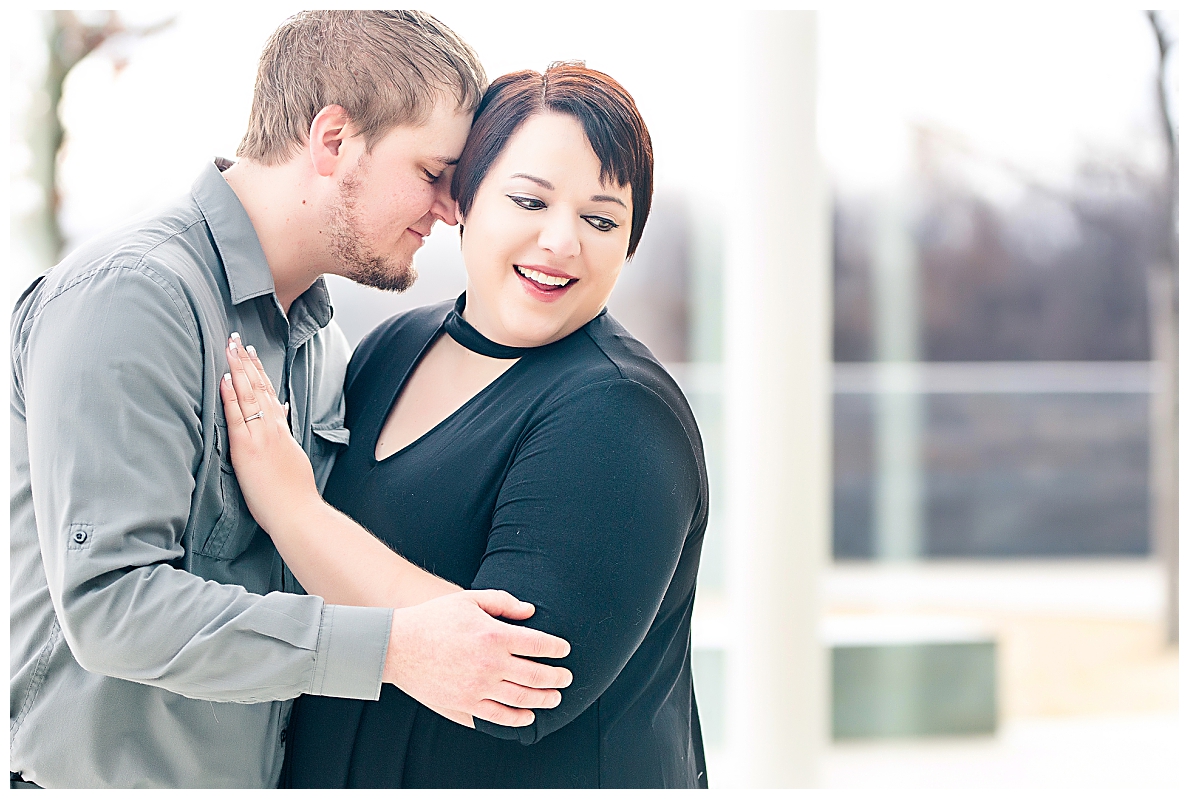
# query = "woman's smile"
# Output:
<box><xmin>513</xmin><ymin>263</ymin><xmax>579</xmax><ymax>301</ymax></box>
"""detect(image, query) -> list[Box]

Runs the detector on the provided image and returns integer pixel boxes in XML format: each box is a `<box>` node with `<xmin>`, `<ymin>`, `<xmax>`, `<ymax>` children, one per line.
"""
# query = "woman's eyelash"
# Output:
<box><xmin>508</xmin><ymin>195</ymin><xmax>619</xmax><ymax>232</ymax></box>
<box><xmin>424</xmin><ymin>169</ymin><xmax>443</xmax><ymax>183</ymax></box>
<box><xmin>583</xmin><ymin>215</ymin><xmax>619</xmax><ymax>232</ymax></box>
<box><xmin>508</xmin><ymin>194</ymin><xmax>545</xmax><ymax>210</ymax></box>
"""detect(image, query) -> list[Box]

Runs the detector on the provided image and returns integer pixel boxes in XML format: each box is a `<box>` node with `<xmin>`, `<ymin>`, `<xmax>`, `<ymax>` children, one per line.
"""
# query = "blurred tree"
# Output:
<box><xmin>833</xmin><ymin>144</ymin><xmax>1161</xmax><ymax>365</ymax></box>
<box><xmin>22</xmin><ymin>11</ymin><xmax>173</xmax><ymax>268</ymax></box>
<box><xmin>1145</xmin><ymin>10</ymin><xmax>1177</xmax><ymax>646</ymax></box>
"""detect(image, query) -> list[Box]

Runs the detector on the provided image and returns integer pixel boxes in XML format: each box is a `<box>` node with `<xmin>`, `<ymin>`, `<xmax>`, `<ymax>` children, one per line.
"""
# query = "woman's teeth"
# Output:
<box><xmin>515</xmin><ymin>265</ymin><xmax>572</xmax><ymax>288</ymax></box>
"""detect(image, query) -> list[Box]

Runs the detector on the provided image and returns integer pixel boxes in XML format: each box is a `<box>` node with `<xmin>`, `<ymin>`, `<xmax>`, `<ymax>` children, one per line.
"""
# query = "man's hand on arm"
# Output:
<box><xmin>383</xmin><ymin>590</ymin><xmax>572</xmax><ymax>728</ymax></box>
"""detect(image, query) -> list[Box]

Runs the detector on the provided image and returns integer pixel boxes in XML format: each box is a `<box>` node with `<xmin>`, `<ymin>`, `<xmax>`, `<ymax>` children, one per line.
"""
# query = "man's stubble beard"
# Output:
<box><xmin>328</xmin><ymin>165</ymin><xmax>417</xmax><ymax>293</ymax></box>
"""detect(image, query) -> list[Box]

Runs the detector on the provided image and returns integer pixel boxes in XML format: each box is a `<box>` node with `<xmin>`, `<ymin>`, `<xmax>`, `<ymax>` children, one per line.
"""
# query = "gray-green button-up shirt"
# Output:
<box><xmin>10</xmin><ymin>160</ymin><xmax>392</xmax><ymax>788</ymax></box>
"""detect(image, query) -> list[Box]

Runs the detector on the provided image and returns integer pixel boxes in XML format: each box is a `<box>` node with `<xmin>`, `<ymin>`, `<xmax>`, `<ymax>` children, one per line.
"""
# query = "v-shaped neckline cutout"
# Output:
<box><xmin>370</xmin><ymin>321</ymin><xmax>525</xmax><ymax>465</ymax></box>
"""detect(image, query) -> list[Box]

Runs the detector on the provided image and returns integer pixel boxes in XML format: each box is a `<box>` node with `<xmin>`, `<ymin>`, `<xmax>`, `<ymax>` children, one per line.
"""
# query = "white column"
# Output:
<box><xmin>723</xmin><ymin>11</ymin><xmax>830</xmax><ymax>787</ymax></box>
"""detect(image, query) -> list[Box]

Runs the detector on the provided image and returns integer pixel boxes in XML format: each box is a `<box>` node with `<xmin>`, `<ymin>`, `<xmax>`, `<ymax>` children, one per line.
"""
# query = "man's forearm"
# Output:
<box><xmin>270</xmin><ymin>499</ymin><xmax>461</xmax><ymax>609</ymax></box>
<box><xmin>21</xmin><ymin>266</ymin><xmax>389</xmax><ymax>703</ymax></box>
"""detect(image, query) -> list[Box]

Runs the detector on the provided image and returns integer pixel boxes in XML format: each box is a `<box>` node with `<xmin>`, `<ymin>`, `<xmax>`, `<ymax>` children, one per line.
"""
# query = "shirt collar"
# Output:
<box><xmin>191</xmin><ymin>158</ymin><xmax>279</xmax><ymax>306</ymax></box>
<box><xmin>290</xmin><ymin>277</ymin><xmax>334</xmax><ymax>344</ymax></box>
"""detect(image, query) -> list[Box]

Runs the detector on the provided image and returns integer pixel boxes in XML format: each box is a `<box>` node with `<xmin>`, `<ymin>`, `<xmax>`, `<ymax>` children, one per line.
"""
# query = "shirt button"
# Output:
<box><xmin>72</xmin><ymin>529</ymin><xmax>88</xmax><ymax>544</ymax></box>
<box><xmin>280</xmin><ymin>729</ymin><xmax>287</xmax><ymax>743</ymax></box>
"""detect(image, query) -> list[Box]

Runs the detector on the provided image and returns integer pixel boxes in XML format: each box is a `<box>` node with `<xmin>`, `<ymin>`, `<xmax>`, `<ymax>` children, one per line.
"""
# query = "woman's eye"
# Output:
<box><xmin>508</xmin><ymin>194</ymin><xmax>546</xmax><ymax>211</ymax></box>
<box><xmin>423</xmin><ymin>169</ymin><xmax>443</xmax><ymax>183</ymax></box>
<box><xmin>583</xmin><ymin>215</ymin><xmax>619</xmax><ymax>232</ymax></box>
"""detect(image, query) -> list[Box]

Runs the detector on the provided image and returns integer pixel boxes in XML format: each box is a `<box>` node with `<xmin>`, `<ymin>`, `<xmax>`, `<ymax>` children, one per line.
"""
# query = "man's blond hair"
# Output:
<box><xmin>237</xmin><ymin>10</ymin><xmax>486</xmax><ymax>165</ymax></box>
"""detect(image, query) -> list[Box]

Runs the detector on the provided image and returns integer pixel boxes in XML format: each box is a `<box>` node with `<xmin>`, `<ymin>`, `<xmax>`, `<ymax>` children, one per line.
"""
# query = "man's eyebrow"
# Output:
<box><xmin>510</xmin><ymin>172</ymin><xmax>555</xmax><ymax>190</ymax></box>
<box><xmin>590</xmin><ymin>194</ymin><xmax>628</xmax><ymax>209</ymax></box>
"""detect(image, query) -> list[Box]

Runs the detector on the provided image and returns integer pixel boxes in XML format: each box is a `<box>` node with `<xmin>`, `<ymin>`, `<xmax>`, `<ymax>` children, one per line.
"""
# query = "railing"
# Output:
<box><xmin>669</xmin><ymin>361</ymin><xmax>1159</xmax><ymax>396</ymax></box>
<box><xmin>833</xmin><ymin>361</ymin><xmax>1158</xmax><ymax>394</ymax></box>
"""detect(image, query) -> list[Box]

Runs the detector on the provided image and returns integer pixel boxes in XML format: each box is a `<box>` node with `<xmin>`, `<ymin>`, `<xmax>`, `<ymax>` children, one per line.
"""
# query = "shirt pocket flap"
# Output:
<box><xmin>311</xmin><ymin>422</ymin><xmax>350</xmax><ymax>447</ymax></box>
<box><xmin>309</xmin><ymin>419</ymin><xmax>350</xmax><ymax>491</ymax></box>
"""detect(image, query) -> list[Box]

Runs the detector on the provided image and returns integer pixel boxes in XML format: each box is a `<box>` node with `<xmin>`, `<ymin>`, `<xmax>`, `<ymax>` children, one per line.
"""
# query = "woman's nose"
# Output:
<box><xmin>537</xmin><ymin>212</ymin><xmax>581</xmax><ymax>259</ymax></box>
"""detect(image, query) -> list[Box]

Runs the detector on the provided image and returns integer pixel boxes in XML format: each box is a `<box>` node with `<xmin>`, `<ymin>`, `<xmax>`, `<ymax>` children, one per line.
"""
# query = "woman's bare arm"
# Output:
<box><xmin>215</xmin><ymin>335</ymin><xmax>574</xmax><ymax>728</ymax></box>
<box><xmin>220</xmin><ymin>334</ymin><xmax>458</xmax><ymax>609</ymax></box>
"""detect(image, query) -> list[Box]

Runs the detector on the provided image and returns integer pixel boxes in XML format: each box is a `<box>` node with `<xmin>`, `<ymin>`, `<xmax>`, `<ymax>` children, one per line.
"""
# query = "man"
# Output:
<box><xmin>10</xmin><ymin>11</ymin><xmax>570</xmax><ymax>789</ymax></box>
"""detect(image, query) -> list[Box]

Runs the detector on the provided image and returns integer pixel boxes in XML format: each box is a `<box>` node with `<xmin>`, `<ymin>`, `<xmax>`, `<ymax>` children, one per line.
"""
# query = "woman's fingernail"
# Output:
<box><xmin>246</xmin><ymin>345</ymin><xmax>257</xmax><ymax>358</ymax></box>
<box><xmin>223</xmin><ymin>373</ymin><xmax>232</xmax><ymax>383</ymax></box>
<box><xmin>230</xmin><ymin>331</ymin><xmax>241</xmax><ymax>342</ymax></box>
<box><xmin>229</xmin><ymin>338</ymin><xmax>238</xmax><ymax>353</ymax></box>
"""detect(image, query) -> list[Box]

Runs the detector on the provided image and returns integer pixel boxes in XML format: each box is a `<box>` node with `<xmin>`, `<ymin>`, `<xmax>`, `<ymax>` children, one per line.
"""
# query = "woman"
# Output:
<box><xmin>221</xmin><ymin>63</ymin><xmax>708</xmax><ymax>789</ymax></box>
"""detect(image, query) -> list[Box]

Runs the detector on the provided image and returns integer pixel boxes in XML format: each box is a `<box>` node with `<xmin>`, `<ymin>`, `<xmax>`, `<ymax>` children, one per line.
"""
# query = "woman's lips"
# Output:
<box><xmin>514</xmin><ymin>265</ymin><xmax>577</xmax><ymax>301</ymax></box>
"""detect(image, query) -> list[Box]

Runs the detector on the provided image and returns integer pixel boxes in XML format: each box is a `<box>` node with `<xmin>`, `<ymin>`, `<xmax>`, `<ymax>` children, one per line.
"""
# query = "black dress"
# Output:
<box><xmin>284</xmin><ymin>296</ymin><xmax>709</xmax><ymax>789</ymax></box>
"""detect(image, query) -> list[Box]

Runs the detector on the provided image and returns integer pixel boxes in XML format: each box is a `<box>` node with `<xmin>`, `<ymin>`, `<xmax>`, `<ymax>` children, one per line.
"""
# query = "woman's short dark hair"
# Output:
<box><xmin>451</xmin><ymin>62</ymin><xmax>654</xmax><ymax>258</ymax></box>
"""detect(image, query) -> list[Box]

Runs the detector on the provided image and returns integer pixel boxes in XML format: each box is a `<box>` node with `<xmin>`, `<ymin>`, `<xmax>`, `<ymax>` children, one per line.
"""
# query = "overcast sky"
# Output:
<box><xmin>819</xmin><ymin>7</ymin><xmax>1171</xmax><ymax>195</ymax></box>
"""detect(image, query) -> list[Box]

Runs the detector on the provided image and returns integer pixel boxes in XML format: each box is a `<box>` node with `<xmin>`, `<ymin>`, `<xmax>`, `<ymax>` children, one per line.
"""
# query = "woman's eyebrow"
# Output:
<box><xmin>590</xmin><ymin>194</ymin><xmax>628</xmax><ymax>209</ymax></box>
<box><xmin>510</xmin><ymin>172</ymin><xmax>554</xmax><ymax>190</ymax></box>
<box><xmin>431</xmin><ymin>155</ymin><xmax>460</xmax><ymax>167</ymax></box>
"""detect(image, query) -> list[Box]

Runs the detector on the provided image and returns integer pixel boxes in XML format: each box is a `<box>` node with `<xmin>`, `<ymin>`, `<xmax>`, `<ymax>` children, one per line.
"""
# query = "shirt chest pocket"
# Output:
<box><xmin>193</xmin><ymin>417</ymin><xmax>261</xmax><ymax>561</ymax></box>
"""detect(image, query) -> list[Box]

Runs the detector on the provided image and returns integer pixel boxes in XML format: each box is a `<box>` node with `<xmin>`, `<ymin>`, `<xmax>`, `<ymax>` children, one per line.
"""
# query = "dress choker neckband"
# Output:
<box><xmin>443</xmin><ymin>294</ymin><xmax>536</xmax><ymax>359</ymax></box>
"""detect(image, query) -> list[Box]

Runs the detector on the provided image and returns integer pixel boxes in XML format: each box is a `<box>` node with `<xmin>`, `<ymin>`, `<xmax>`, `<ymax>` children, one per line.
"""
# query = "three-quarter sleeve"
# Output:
<box><xmin>470</xmin><ymin>378</ymin><xmax>700</xmax><ymax>744</ymax></box>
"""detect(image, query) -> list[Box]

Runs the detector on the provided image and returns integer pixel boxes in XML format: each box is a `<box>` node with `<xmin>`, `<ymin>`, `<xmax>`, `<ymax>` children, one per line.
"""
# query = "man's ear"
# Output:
<box><xmin>309</xmin><ymin>105</ymin><xmax>352</xmax><ymax>177</ymax></box>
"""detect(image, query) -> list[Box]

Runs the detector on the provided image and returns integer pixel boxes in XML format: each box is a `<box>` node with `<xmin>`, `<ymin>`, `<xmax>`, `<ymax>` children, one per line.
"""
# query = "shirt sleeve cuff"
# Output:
<box><xmin>474</xmin><ymin>717</ymin><xmax>539</xmax><ymax>745</ymax></box>
<box><xmin>308</xmin><ymin>603</ymin><xmax>393</xmax><ymax>700</ymax></box>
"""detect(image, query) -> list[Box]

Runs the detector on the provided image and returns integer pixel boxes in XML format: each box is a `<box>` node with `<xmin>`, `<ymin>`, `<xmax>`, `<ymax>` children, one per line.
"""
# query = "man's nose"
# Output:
<box><xmin>431</xmin><ymin>182</ymin><xmax>458</xmax><ymax>226</ymax></box>
<box><xmin>537</xmin><ymin>211</ymin><xmax>581</xmax><ymax>260</ymax></box>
